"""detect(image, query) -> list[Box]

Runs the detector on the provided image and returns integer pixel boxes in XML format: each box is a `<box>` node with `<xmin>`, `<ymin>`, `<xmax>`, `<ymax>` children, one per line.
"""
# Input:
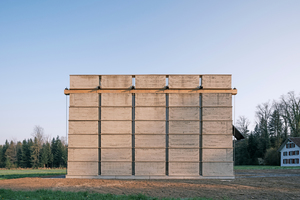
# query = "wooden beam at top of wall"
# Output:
<box><xmin>64</xmin><ymin>89</ymin><xmax>238</xmax><ymax>95</ymax></box>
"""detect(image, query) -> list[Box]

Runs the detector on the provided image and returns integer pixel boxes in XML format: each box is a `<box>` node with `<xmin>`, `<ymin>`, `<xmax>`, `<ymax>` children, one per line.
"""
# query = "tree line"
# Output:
<box><xmin>235</xmin><ymin>91</ymin><xmax>300</xmax><ymax>165</ymax></box>
<box><xmin>1</xmin><ymin>91</ymin><xmax>299</xmax><ymax>168</ymax></box>
<box><xmin>0</xmin><ymin>126</ymin><xmax>67</xmax><ymax>168</ymax></box>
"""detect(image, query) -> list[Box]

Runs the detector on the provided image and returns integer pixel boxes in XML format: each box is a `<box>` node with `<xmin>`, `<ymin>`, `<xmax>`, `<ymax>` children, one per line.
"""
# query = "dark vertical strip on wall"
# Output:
<box><xmin>98</xmin><ymin>93</ymin><xmax>101</xmax><ymax>175</ymax></box>
<box><xmin>199</xmin><ymin>93</ymin><xmax>202</xmax><ymax>176</ymax></box>
<box><xmin>132</xmin><ymin>93</ymin><xmax>135</xmax><ymax>175</ymax></box>
<box><xmin>99</xmin><ymin>76</ymin><xmax>101</xmax><ymax>175</ymax></box>
<box><xmin>166</xmin><ymin>93</ymin><xmax>169</xmax><ymax>176</ymax></box>
<box><xmin>199</xmin><ymin>77</ymin><xmax>202</xmax><ymax>176</ymax></box>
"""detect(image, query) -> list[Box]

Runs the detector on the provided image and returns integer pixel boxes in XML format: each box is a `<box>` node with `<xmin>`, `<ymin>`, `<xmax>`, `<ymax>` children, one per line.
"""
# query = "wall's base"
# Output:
<box><xmin>66</xmin><ymin>175</ymin><xmax>235</xmax><ymax>179</ymax></box>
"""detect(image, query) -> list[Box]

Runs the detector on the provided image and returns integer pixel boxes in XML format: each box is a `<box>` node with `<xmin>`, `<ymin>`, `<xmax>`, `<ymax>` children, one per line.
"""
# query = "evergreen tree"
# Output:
<box><xmin>235</xmin><ymin>139</ymin><xmax>250</xmax><ymax>165</ymax></box>
<box><xmin>268</xmin><ymin>109</ymin><xmax>283</xmax><ymax>148</ymax></box>
<box><xmin>41</xmin><ymin>142</ymin><xmax>52</xmax><ymax>168</ymax></box>
<box><xmin>21</xmin><ymin>139</ymin><xmax>33</xmax><ymax>168</ymax></box>
<box><xmin>53</xmin><ymin>136</ymin><xmax>63</xmax><ymax>167</ymax></box>
<box><xmin>247</xmin><ymin>133</ymin><xmax>258</xmax><ymax>164</ymax></box>
<box><xmin>5</xmin><ymin>141</ymin><xmax>17</xmax><ymax>167</ymax></box>
<box><xmin>16</xmin><ymin>142</ymin><xmax>22</xmax><ymax>167</ymax></box>
<box><xmin>0</xmin><ymin>145</ymin><xmax>3</xmax><ymax>168</ymax></box>
<box><xmin>281</xmin><ymin>92</ymin><xmax>300</xmax><ymax>137</ymax></box>
<box><xmin>1</xmin><ymin>140</ymin><xmax>9</xmax><ymax>167</ymax></box>
<box><xmin>31</xmin><ymin>137</ymin><xmax>40</xmax><ymax>168</ymax></box>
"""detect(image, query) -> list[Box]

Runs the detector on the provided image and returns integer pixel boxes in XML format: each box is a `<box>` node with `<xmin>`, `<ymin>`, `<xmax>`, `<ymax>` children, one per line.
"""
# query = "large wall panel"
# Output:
<box><xmin>135</xmin><ymin>162</ymin><xmax>165</xmax><ymax>176</ymax></box>
<box><xmin>169</xmin><ymin>121</ymin><xmax>199</xmax><ymax>134</ymax></box>
<box><xmin>101</xmin><ymin>162</ymin><xmax>132</xmax><ymax>175</ymax></box>
<box><xmin>67</xmin><ymin>74</ymin><xmax>235</xmax><ymax>179</ymax></box>
<box><xmin>101</xmin><ymin>121</ymin><xmax>131</xmax><ymax>134</ymax></box>
<box><xmin>135</xmin><ymin>135</ymin><xmax>165</xmax><ymax>148</ymax></box>
<box><xmin>135</xmin><ymin>75</ymin><xmax>165</xmax><ymax>89</ymax></box>
<box><xmin>68</xmin><ymin>149</ymin><xmax>98</xmax><ymax>162</ymax></box>
<box><xmin>69</xmin><ymin>107</ymin><xmax>98</xmax><ymax>120</ymax></box>
<box><xmin>70</xmin><ymin>93</ymin><xmax>99</xmax><ymax>107</ymax></box>
<box><xmin>101</xmin><ymin>107</ymin><xmax>132</xmax><ymax>121</ymax></box>
<box><xmin>68</xmin><ymin>135</ymin><xmax>98</xmax><ymax>148</ymax></box>
<box><xmin>201</xmin><ymin>92</ymin><xmax>233</xmax><ymax>177</ymax></box>
<box><xmin>101</xmin><ymin>135</ymin><xmax>131</xmax><ymax>147</ymax></box>
<box><xmin>169</xmin><ymin>75</ymin><xmax>199</xmax><ymax>89</ymax></box>
<box><xmin>69</xmin><ymin>121</ymin><xmax>98</xmax><ymax>134</ymax></box>
<box><xmin>68</xmin><ymin>162</ymin><xmax>98</xmax><ymax>176</ymax></box>
<box><xmin>101</xmin><ymin>149</ymin><xmax>131</xmax><ymax>161</ymax></box>
<box><xmin>135</xmin><ymin>93</ymin><xmax>165</xmax><ymax>106</ymax></box>
<box><xmin>169</xmin><ymin>135</ymin><xmax>199</xmax><ymax>148</ymax></box>
<box><xmin>168</xmin><ymin>92</ymin><xmax>200</xmax><ymax>176</ymax></box>
<box><xmin>101</xmin><ymin>75</ymin><xmax>132</xmax><ymax>89</ymax></box>
<box><xmin>70</xmin><ymin>75</ymin><xmax>99</xmax><ymax>89</ymax></box>
<box><xmin>135</xmin><ymin>107</ymin><xmax>165</xmax><ymax>120</ymax></box>
<box><xmin>135</xmin><ymin>121</ymin><xmax>165</xmax><ymax>134</ymax></box>
<box><xmin>169</xmin><ymin>94</ymin><xmax>199</xmax><ymax>106</ymax></box>
<box><xmin>202</xmin><ymin>75</ymin><xmax>231</xmax><ymax>89</ymax></box>
<box><xmin>202</xmin><ymin>121</ymin><xmax>232</xmax><ymax>135</ymax></box>
<box><xmin>169</xmin><ymin>162</ymin><xmax>199</xmax><ymax>176</ymax></box>
<box><xmin>101</xmin><ymin>93</ymin><xmax>131</xmax><ymax>106</ymax></box>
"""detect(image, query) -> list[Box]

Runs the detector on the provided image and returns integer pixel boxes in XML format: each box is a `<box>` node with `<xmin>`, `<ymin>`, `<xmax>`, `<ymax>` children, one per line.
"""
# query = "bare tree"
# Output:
<box><xmin>256</xmin><ymin>101</ymin><xmax>272</xmax><ymax>124</ymax></box>
<box><xmin>31</xmin><ymin>125</ymin><xmax>45</xmax><ymax>145</ymax></box>
<box><xmin>31</xmin><ymin>125</ymin><xmax>45</xmax><ymax>167</ymax></box>
<box><xmin>280</xmin><ymin>91</ymin><xmax>300</xmax><ymax>137</ymax></box>
<box><xmin>236</xmin><ymin>116</ymin><xmax>250</xmax><ymax>136</ymax></box>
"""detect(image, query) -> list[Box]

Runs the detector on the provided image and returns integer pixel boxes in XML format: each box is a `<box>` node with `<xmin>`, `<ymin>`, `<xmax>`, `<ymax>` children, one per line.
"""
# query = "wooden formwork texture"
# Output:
<box><xmin>66</xmin><ymin>74</ymin><xmax>235</xmax><ymax>178</ymax></box>
<box><xmin>68</xmin><ymin>90</ymin><xmax>99</xmax><ymax>176</ymax></box>
<box><xmin>201</xmin><ymin>78</ymin><xmax>234</xmax><ymax>177</ymax></box>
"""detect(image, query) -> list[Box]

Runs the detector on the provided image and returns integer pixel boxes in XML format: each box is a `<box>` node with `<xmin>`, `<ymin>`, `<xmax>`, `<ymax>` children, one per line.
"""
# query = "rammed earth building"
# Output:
<box><xmin>64</xmin><ymin>74</ymin><xmax>238</xmax><ymax>179</ymax></box>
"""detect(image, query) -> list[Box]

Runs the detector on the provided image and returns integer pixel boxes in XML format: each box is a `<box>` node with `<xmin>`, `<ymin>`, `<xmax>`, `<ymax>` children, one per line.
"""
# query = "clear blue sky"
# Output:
<box><xmin>1</xmin><ymin>0</ymin><xmax>299</xmax><ymax>144</ymax></box>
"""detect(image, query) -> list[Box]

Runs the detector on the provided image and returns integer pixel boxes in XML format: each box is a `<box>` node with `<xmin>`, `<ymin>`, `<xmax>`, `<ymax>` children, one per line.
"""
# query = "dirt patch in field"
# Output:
<box><xmin>0</xmin><ymin>169</ymin><xmax>300</xmax><ymax>200</ymax></box>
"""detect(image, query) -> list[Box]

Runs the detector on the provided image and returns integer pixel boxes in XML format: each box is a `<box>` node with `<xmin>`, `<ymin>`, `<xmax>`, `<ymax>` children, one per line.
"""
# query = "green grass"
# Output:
<box><xmin>0</xmin><ymin>189</ymin><xmax>213</xmax><ymax>200</ymax></box>
<box><xmin>234</xmin><ymin>165</ymin><xmax>300</xmax><ymax>170</ymax></box>
<box><xmin>0</xmin><ymin>169</ymin><xmax>66</xmax><ymax>180</ymax></box>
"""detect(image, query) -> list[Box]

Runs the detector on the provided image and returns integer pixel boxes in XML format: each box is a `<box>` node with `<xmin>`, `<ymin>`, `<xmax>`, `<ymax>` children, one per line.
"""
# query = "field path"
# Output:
<box><xmin>0</xmin><ymin>169</ymin><xmax>300</xmax><ymax>199</ymax></box>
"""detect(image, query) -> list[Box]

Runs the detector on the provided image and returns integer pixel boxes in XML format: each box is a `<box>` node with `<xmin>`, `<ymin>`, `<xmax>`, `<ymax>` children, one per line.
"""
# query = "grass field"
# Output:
<box><xmin>234</xmin><ymin>165</ymin><xmax>300</xmax><ymax>170</ymax></box>
<box><xmin>0</xmin><ymin>189</ymin><xmax>212</xmax><ymax>200</ymax></box>
<box><xmin>0</xmin><ymin>168</ymin><xmax>66</xmax><ymax>180</ymax></box>
<box><xmin>1</xmin><ymin>166</ymin><xmax>299</xmax><ymax>180</ymax></box>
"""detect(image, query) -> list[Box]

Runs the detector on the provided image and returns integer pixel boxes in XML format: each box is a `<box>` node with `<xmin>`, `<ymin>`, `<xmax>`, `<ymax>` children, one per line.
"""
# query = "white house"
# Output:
<box><xmin>278</xmin><ymin>137</ymin><xmax>300</xmax><ymax>167</ymax></box>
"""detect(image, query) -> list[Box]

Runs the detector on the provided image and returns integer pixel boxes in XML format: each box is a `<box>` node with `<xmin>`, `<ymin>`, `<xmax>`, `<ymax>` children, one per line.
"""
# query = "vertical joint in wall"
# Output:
<box><xmin>98</xmin><ymin>93</ymin><xmax>101</xmax><ymax>175</ymax></box>
<box><xmin>166</xmin><ymin>93</ymin><xmax>169</xmax><ymax>176</ymax></box>
<box><xmin>199</xmin><ymin>93</ymin><xmax>202</xmax><ymax>176</ymax></box>
<box><xmin>132</xmin><ymin>93</ymin><xmax>135</xmax><ymax>175</ymax></box>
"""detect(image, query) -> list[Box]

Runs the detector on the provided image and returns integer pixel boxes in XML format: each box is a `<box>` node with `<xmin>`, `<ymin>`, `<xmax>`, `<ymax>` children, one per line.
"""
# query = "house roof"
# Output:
<box><xmin>289</xmin><ymin>137</ymin><xmax>300</xmax><ymax>147</ymax></box>
<box><xmin>278</xmin><ymin>137</ymin><xmax>300</xmax><ymax>152</ymax></box>
<box><xmin>232</xmin><ymin>125</ymin><xmax>244</xmax><ymax>140</ymax></box>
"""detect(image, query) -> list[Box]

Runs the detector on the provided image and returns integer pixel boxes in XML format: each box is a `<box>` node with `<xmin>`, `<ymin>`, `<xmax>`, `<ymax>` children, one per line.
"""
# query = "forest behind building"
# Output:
<box><xmin>0</xmin><ymin>126</ymin><xmax>67</xmax><ymax>168</ymax></box>
<box><xmin>235</xmin><ymin>91</ymin><xmax>300</xmax><ymax>165</ymax></box>
<box><xmin>0</xmin><ymin>91</ymin><xmax>299</xmax><ymax>168</ymax></box>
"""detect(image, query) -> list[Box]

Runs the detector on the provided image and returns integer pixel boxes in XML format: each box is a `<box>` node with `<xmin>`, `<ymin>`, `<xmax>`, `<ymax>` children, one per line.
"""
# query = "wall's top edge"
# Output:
<box><xmin>69</xmin><ymin>74</ymin><xmax>232</xmax><ymax>76</ymax></box>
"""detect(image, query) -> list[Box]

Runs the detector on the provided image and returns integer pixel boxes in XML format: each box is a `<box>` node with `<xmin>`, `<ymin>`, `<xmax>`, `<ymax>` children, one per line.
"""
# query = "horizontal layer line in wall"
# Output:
<box><xmin>68</xmin><ymin>120</ymin><xmax>217</xmax><ymax>122</ymax></box>
<box><xmin>201</xmin><ymin>120</ymin><xmax>232</xmax><ymax>122</ymax></box>
<box><xmin>69</xmin><ymin>106</ymin><xmax>99</xmax><ymax>108</ymax></box>
<box><xmin>68</xmin><ymin>147</ymin><xmax>99</xmax><ymax>149</ymax></box>
<box><xmin>67</xmin><ymin>147</ymin><xmax>233</xmax><ymax>149</ymax></box>
<box><xmin>65</xmin><ymin>89</ymin><xmax>237</xmax><ymax>95</ymax></box>
<box><xmin>67</xmin><ymin>161</ymin><xmax>234</xmax><ymax>163</ymax></box>
<box><xmin>68</xmin><ymin>133</ymin><xmax>99</xmax><ymax>135</ymax></box>
<box><xmin>201</xmin><ymin>161</ymin><xmax>234</xmax><ymax>163</ymax></box>
<box><xmin>201</xmin><ymin>106</ymin><xmax>232</xmax><ymax>108</ymax></box>
<box><xmin>69</xmin><ymin>120</ymin><xmax>230</xmax><ymax>122</ymax></box>
<box><xmin>69</xmin><ymin>106</ymin><xmax>232</xmax><ymax>108</ymax></box>
<box><xmin>67</xmin><ymin>133</ymin><xmax>233</xmax><ymax>136</ymax></box>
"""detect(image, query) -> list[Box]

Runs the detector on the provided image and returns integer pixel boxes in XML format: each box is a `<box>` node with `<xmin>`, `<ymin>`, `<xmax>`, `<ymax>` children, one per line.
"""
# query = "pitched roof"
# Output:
<box><xmin>289</xmin><ymin>137</ymin><xmax>300</xmax><ymax>147</ymax></box>
<box><xmin>278</xmin><ymin>137</ymin><xmax>300</xmax><ymax>152</ymax></box>
<box><xmin>232</xmin><ymin>125</ymin><xmax>244</xmax><ymax>140</ymax></box>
